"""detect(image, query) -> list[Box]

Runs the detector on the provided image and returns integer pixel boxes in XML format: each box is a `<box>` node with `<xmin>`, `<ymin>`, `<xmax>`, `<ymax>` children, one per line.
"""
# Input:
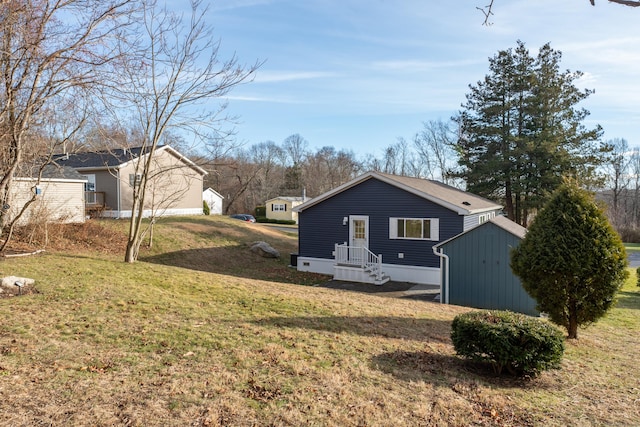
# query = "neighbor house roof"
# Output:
<box><xmin>434</xmin><ymin>215</ymin><xmax>526</xmax><ymax>249</ymax></box>
<box><xmin>293</xmin><ymin>171</ymin><xmax>502</xmax><ymax>215</ymax></box>
<box><xmin>54</xmin><ymin>145</ymin><xmax>207</xmax><ymax>175</ymax></box>
<box><xmin>203</xmin><ymin>187</ymin><xmax>224</xmax><ymax>199</ymax></box>
<box><xmin>265</xmin><ymin>196</ymin><xmax>307</xmax><ymax>203</ymax></box>
<box><xmin>14</xmin><ymin>163</ymin><xmax>87</xmax><ymax>182</ymax></box>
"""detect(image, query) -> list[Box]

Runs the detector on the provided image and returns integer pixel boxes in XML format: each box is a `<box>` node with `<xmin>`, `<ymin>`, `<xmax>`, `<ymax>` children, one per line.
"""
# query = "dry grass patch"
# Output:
<box><xmin>0</xmin><ymin>216</ymin><xmax>638</xmax><ymax>426</ymax></box>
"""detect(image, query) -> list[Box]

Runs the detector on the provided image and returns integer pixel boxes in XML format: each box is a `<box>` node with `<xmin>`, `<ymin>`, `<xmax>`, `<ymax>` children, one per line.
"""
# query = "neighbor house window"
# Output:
<box><xmin>272</xmin><ymin>203</ymin><xmax>286</xmax><ymax>211</ymax></box>
<box><xmin>129</xmin><ymin>173</ymin><xmax>142</xmax><ymax>187</ymax></box>
<box><xmin>389</xmin><ymin>217</ymin><xmax>439</xmax><ymax>241</ymax></box>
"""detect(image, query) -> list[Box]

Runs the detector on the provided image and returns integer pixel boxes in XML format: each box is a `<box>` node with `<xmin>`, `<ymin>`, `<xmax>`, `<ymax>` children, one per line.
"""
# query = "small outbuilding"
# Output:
<box><xmin>433</xmin><ymin>215</ymin><xmax>538</xmax><ymax>316</ymax></box>
<box><xmin>203</xmin><ymin>188</ymin><xmax>224</xmax><ymax>215</ymax></box>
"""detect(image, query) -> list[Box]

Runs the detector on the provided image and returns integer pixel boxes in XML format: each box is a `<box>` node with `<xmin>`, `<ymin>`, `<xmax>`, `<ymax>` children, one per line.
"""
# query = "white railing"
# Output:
<box><xmin>335</xmin><ymin>243</ymin><xmax>383</xmax><ymax>282</ymax></box>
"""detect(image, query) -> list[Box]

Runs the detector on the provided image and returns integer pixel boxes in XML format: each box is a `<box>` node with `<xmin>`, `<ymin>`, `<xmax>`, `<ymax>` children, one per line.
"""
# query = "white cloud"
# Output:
<box><xmin>253</xmin><ymin>71</ymin><xmax>338</xmax><ymax>83</ymax></box>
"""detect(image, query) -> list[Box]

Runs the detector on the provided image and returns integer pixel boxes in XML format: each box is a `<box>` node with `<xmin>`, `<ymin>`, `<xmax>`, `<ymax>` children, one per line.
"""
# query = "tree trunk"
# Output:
<box><xmin>505</xmin><ymin>180</ymin><xmax>515</xmax><ymax>221</ymax></box>
<box><xmin>568</xmin><ymin>301</ymin><xmax>579</xmax><ymax>339</ymax></box>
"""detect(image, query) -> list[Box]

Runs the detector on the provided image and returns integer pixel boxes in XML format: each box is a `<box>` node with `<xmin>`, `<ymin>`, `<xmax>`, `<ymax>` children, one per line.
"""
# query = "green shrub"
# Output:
<box><xmin>636</xmin><ymin>266</ymin><xmax>640</xmax><ymax>287</ymax></box>
<box><xmin>202</xmin><ymin>200</ymin><xmax>210</xmax><ymax>215</ymax></box>
<box><xmin>451</xmin><ymin>310</ymin><xmax>565</xmax><ymax>377</ymax></box>
<box><xmin>255</xmin><ymin>206</ymin><xmax>266</xmax><ymax>217</ymax></box>
<box><xmin>255</xmin><ymin>217</ymin><xmax>296</xmax><ymax>225</ymax></box>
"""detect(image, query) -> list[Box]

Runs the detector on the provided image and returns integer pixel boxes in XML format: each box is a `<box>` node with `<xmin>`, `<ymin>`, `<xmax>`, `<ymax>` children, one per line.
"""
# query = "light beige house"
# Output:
<box><xmin>6</xmin><ymin>164</ymin><xmax>87</xmax><ymax>225</ymax></box>
<box><xmin>56</xmin><ymin>145</ymin><xmax>206</xmax><ymax>218</ymax></box>
<box><xmin>265</xmin><ymin>196</ymin><xmax>307</xmax><ymax>223</ymax></box>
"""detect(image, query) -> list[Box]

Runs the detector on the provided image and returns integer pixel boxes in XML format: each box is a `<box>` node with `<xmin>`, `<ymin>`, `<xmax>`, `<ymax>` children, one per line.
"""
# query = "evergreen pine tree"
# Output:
<box><xmin>511</xmin><ymin>181</ymin><xmax>628</xmax><ymax>339</ymax></box>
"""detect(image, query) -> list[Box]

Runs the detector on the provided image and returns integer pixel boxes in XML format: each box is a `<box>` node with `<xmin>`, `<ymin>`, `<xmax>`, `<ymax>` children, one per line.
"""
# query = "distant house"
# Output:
<box><xmin>433</xmin><ymin>215</ymin><xmax>538</xmax><ymax>315</ymax></box>
<box><xmin>203</xmin><ymin>188</ymin><xmax>224</xmax><ymax>215</ymax></box>
<box><xmin>56</xmin><ymin>145</ymin><xmax>206</xmax><ymax>218</ymax></box>
<box><xmin>265</xmin><ymin>196</ymin><xmax>307</xmax><ymax>223</ymax></box>
<box><xmin>293</xmin><ymin>171</ymin><xmax>502</xmax><ymax>285</ymax></box>
<box><xmin>6</xmin><ymin>164</ymin><xmax>88</xmax><ymax>225</ymax></box>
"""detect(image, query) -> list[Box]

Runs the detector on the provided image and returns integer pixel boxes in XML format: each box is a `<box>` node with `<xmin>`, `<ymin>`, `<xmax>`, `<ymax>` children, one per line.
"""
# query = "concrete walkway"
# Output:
<box><xmin>628</xmin><ymin>251</ymin><xmax>640</xmax><ymax>268</ymax></box>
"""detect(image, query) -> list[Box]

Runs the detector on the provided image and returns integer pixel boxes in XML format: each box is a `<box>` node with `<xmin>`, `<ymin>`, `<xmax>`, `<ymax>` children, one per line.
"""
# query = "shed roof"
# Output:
<box><xmin>203</xmin><ymin>187</ymin><xmax>224</xmax><ymax>199</ymax></box>
<box><xmin>434</xmin><ymin>215</ymin><xmax>526</xmax><ymax>249</ymax></box>
<box><xmin>294</xmin><ymin>171</ymin><xmax>502</xmax><ymax>215</ymax></box>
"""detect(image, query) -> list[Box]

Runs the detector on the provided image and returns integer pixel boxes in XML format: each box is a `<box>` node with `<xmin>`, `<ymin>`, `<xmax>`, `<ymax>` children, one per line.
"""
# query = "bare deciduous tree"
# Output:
<box><xmin>107</xmin><ymin>0</ymin><xmax>260</xmax><ymax>262</ymax></box>
<box><xmin>0</xmin><ymin>0</ymin><xmax>132</xmax><ymax>252</ymax></box>
<box><xmin>478</xmin><ymin>0</ymin><xmax>639</xmax><ymax>25</ymax></box>
<box><xmin>414</xmin><ymin>120</ymin><xmax>457</xmax><ymax>184</ymax></box>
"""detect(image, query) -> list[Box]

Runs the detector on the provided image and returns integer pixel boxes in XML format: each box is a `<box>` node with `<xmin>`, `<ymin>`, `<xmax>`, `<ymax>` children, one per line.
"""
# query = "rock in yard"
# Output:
<box><xmin>1</xmin><ymin>276</ymin><xmax>35</xmax><ymax>290</ymax></box>
<box><xmin>250</xmin><ymin>241</ymin><xmax>280</xmax><ymax>258</ymax></box>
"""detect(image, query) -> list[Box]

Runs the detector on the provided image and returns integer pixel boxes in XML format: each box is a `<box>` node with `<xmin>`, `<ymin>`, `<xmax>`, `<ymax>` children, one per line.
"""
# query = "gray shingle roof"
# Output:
<box><xmin>375</xmin><ymin>172</ymin><xmax>502</xmax><ymax>214</ymax></box>
<box><xmin>14</xmin><ymin>163</ymin><xmax>87</xmax><ymax>181</ymax></box>
<box><xmin>295</xmin><ymin>171</ymin><xmax>502</xmax><ymax>215</ymax></box>
<box><xmin>53</xmin><ymin>146</ymin><xmax>149</xmax><ymax>169</ymax></box>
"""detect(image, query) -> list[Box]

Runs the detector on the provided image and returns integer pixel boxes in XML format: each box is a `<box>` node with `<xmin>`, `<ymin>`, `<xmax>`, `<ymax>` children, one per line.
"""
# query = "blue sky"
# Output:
<box><xmin>204</xmin><ymin>0</ymin><xmax>640</xmax><ymax>157</ymax></box>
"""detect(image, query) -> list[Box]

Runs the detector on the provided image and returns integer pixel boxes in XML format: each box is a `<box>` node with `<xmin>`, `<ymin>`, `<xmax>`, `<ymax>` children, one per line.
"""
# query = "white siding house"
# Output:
<box><xmin>203</xmin><ymin>188</ymin><xmax>224</xmax><ymax>215</ymax></box>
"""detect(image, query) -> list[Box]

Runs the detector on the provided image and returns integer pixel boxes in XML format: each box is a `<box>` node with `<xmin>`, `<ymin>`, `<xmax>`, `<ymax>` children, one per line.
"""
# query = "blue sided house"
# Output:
<box><xmin>293</xmin><ymin>171</ymin><xmax>502</xmax><ymax>286</ymax></box>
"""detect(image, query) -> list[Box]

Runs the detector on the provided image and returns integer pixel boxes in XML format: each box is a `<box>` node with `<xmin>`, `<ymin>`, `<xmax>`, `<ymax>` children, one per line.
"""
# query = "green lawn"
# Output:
<box><xmin>0</xmin><ymin>216</ymin><xmax>638</xmax><ymax>426</ymax></box>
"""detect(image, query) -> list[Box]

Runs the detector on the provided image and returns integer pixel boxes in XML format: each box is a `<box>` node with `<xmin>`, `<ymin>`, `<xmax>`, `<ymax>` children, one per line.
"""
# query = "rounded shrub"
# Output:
<box><xmin>451</xmin><ymin>310</ymin><xmax>565</xmax><ymax>377</ymax></box>
<box><xmin>202</xmin><ymin>200</ymin><xmax>210</xmax><ymax>215</ymax></box>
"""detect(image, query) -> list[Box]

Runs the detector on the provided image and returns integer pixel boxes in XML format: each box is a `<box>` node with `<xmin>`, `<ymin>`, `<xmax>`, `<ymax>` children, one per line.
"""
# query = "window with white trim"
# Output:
<box><xmin>272</xmin><ymin>203</ymin><xmax>286</xmax><ymax>211</ymax></box>
<box><xmin>478</xmin><ymin>211</ymin><xmax>496</xmax><ymax>224</ymax></box>
<box><xmin>389</xmin><ymin>217</ymin><xmax>439</xmax><ymax>241</ymax></box>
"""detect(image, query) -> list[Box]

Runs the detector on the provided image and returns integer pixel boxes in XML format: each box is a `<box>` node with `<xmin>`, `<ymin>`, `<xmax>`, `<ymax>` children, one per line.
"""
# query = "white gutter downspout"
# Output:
<box><xmin>433</xmin><ymin>246</ymin><xmax>449</xmax><ymax>304</ymax></box>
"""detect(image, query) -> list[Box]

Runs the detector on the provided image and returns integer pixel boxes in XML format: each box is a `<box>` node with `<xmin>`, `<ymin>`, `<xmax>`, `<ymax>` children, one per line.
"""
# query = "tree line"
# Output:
<box><xmin>202</xmin><ymin>121</ymin><xmax>457</xmax><ymax>215</ymax></box>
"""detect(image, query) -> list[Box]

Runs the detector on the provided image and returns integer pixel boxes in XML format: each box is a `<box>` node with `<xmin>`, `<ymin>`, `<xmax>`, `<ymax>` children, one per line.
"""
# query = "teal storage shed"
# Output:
<box><xmin>433</xmin><ymin>215</ymin><xmax>538</xmax><ymax>316</ymax></box>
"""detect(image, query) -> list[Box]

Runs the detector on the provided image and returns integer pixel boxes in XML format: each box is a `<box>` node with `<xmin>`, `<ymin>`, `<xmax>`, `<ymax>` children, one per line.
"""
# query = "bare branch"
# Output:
<box><xmin>477</xmin><ymin>0</ymin><xmax>495</xmax><ymax>25</ymax></box>
<box><xmin>606</xmin><ymin>0</ymin><xmax>640</xmax><ymax>6</ymax></box>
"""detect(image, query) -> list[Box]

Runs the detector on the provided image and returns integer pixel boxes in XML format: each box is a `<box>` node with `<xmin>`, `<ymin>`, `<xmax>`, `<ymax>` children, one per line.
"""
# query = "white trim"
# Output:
<box><xmin>14</xmin><ymin>177</ymin><xmax>87</xmax><ymax>184</ymax></box>
<box><xmin>296</xmin><ymin>256</ymin><xmax>440</xmax><ymax>285</ymax></box>
<box><xmin>100</xmin><ymin>207</ymin><xmax>203</xmax><ymax>219</ymax></box>
<box><xmin>381</xmin><ymin>263</ymin><xmax>440</xmax><ymax>285</ymax></box>
<box><xmin>296</xmin><ymin>256</ymin><xmax>335</xmax><ymax>275</ymax></box>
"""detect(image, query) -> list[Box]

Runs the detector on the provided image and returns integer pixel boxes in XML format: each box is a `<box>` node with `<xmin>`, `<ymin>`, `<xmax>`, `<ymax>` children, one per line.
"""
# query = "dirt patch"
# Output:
<box><xmin>0</xmin><ymin>282</ymin><xmax>39</xmax><ymax>298</ymax></box>
<box><xmin>3</xmin><ymin>220</ymin><xmax>127</xmax><ymax>256</ymax></box>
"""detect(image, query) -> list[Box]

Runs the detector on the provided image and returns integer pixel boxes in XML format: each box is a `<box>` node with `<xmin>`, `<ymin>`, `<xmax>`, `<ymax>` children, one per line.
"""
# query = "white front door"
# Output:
<box><xmin>349</xmin><ymin>215</ymin><xmax>369</xmax><ymax>261</ymax></box>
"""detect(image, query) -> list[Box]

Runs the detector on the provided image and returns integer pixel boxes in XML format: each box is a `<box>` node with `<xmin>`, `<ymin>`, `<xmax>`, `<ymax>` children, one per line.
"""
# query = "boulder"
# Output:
<box><xmin>1</xmin><ymin>276</ymin><xmax>35</xmax><ymax>289</ymax></box>
<box><xmin>250</xmin><ymin>241</ymin><xmax>280</xmax><ymax>258</ymax></box>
